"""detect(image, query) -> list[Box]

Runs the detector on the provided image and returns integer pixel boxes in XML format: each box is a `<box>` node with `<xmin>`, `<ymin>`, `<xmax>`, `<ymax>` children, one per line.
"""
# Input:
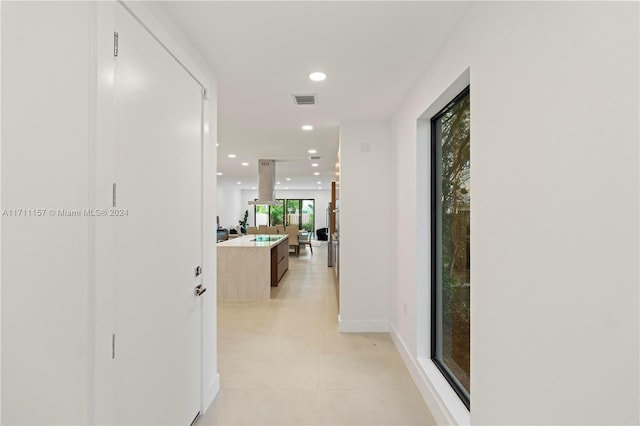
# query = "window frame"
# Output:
<box><xmin>253</xmin><ymin>199</ymin><xmax>284</xmax><ymax>226</ymax></box>
<box><xmin>430</xmin><ymin>85</ymin><xmax>471</xmax><ymax>409</ymax></box>
<box><xmin>253</xmin><ymin>198</ymin><xmax>315</xmax><ymax>232</ymax></box>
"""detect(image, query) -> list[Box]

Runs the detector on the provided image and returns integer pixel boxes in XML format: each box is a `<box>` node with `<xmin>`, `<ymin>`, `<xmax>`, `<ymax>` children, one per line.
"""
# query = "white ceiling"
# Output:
<box><xmin>161</xmin><ymin>1</ymin><xmax>471</xmax><ymax>190</ymax></box>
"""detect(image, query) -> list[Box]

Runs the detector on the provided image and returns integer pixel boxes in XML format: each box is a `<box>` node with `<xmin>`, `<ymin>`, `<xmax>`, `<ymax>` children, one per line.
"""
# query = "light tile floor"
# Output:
<box><xmin>197</xmin><ymin>243</ymin><xmax>435</xmax><ymax>426</ymax></box>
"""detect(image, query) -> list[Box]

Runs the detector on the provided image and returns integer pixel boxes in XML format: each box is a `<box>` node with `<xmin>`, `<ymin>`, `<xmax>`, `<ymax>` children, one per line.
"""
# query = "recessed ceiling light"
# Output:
<box><xmin>314</xmin><ymin>172</ymin><xmax>320</xmax><ymax>176</ymax></box>
<box><xmin>311</xmin><ymin>163</ymin><xmax>318</xmax><ymax>167</ymax></box>
<box><xmin>286</xmin><ymin>178</ymin><xmax>291</xmax><ymax>181</ymax></box>
<box><xmin>236</xmin><ymin>181</ymin><xmax>241</xmax><ymax>185</ymax></box>
<box><xmin>216</xmin><ymin>143</ymin><xmax>219</xmax><ymax>147</ymax></box>
<box><xmin>217</xmin><ymin>172</ymin><xmax>222</xmax><ymax>176</ymax></box>
<box><xmin>227</xmin><ymin>154</ymin><xmax>236</xmax><ymax>158</ymax></box>
<box><xmin>309</xmin><ymin>72</ymin><xmax>326</xmax><ymax>82</ymax></box>
<box><xmin>251</xmin><ymin>187</ymin><xmax>256</xmax><ymax>190</ymax></box>
<box><xmin>302</xmin><ymin>125</ymin><xmax>313</xmax><ymax>131</ymax></box>
<box><xmin>276</xmin><ymin>181</ymin><xmax>281</xmax><ymax>185</ymax></box>
<box><xmin>308</xmin><ymin>149</ymin><xmax>317</xmax><ymax>154</ymax></box>
<box><xmin>285</xmin><ymin>187</ymin><xmax>289</xmax><ymax>190</ymax></box>
<box><xmin>317</xmin><ymin>181</ymin><xmax>322</xmax><ymax>185</ymax></box>
<box><xmin>241</xmin><ymin>162</ymin><xmax>249</xmax><ymax>166</ymax></box>
<box><xmin>318</xmin><ymin>187</ymin><xmax>322</xmax><ymax>190</ymax></box>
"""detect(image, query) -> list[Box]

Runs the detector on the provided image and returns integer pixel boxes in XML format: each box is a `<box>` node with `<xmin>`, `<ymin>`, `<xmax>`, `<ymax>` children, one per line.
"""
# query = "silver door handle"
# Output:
<box><xmin>194</xmin><ymin>284</ymin><xmax>207</xmax><ymax>296</ymax></box>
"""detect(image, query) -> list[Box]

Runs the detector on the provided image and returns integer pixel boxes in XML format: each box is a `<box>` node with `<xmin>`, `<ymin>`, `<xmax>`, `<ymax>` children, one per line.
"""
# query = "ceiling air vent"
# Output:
<box><xmin>309</xmin><ymin>156</ymin><xmax>321</xmax><ymax>160</ymax></box>
<box><xmin>292</xmin><ymin>94</ymin><xmax>317</xmax><ymax>105</ymax></box>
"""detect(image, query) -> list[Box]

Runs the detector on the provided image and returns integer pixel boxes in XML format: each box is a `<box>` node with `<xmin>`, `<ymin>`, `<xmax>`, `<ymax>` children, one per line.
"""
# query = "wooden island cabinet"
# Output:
<box><xmin>217</xmin><ymin>234</ymin><xmax>289</xmax><ymax>301</ymax></box>
<box><xmin>270</xmin><ymin>236</ymin><xmax>289</xmax><ymax>286</ymax></box>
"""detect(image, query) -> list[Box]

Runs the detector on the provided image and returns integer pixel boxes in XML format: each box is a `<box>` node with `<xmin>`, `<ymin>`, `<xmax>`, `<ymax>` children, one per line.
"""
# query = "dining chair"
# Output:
<box><xmin>285</xmin><ymin>225</ymin><xmax>299</xmax><ymax>256</ymax></box>
<box><xmin>298</xmin><ymin>231</ymin><xmax>313</xmax><ymax>255</ymax></box>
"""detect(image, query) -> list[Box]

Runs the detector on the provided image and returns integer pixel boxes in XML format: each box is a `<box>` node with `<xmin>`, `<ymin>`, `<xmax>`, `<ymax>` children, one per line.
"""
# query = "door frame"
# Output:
<box><xmin>93</xmin><ymin>2</ymin><xmax>218</xmax><ymax>423</ymax></box>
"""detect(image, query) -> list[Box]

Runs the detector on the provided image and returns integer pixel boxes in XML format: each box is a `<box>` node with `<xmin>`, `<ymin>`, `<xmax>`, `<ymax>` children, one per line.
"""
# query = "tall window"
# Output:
<box><xmin>270</xmin><ymin>201</ymin><xmax>284</xmax><ymax>225</ymax></box>
<box><xmin>253</xmin><ymin>199</ymin><xmax>314</xmax><ymax>231</ymax></box>
<box><xmin>300</xmin><ymin>200</ymin><xmax>315</xmax><ymax>232</ymax></box>
<box><xmin>431</xmin><ymin>86</ymin><xmax>470</xmax><ymax>407</ymax></box>
<box><xmin>286</xmin><ymin>200</ymin><xmax>300</xmax><ymax>226</ymax></box>
<box><xmin>254</xmin><ymin>200</ymin><xmax>284</xmax><ymax>226</ymax></box>
<box><xmin>283</xmin><ymin>199</ymin><xmax>315</xmax><ymax>231</ymax></box>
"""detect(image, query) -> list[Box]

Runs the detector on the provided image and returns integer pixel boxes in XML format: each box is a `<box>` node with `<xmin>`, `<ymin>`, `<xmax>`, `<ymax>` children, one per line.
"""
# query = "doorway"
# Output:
<box><xmin>101</xmin><ymin>4</ymin><xmax>205</xmax><ymax>424</ymax></box>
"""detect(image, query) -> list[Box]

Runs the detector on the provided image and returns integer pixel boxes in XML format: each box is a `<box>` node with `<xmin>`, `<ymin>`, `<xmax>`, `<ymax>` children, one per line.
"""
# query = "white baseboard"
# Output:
<box><xmin>202</xmin><ymin>373</ymin><xmax>220</xmax><ymax>415</ymax></box>
<box><xmin>338</xmin><ymin>315</ymin><xmax>389</xmax><ymax>332</ymax></box>
<box><xmin>389</xmin><ymin>323</ymin><xmax>470</xmax><ymax>426</ymax></box>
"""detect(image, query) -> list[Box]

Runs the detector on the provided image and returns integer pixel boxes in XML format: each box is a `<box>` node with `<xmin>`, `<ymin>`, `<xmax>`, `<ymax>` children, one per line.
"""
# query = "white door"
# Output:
<box><xmin>112</xmin><ymin>5</ymin><xmax>203</xmax><ymax>424</ymax></box>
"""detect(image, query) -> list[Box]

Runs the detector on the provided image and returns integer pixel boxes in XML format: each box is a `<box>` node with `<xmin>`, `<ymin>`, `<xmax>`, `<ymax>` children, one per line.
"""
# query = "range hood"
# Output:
<box><xmin>248</xmin><ymin>159</ymin><xmax>280</xmax><ymax>206</ymax></box>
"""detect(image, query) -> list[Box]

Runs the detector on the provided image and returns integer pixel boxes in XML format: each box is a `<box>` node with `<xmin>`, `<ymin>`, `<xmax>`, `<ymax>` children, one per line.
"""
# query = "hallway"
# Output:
<box><xmin>197</xmin><ymin>243</ymin><xmax>435</xmax><ymax>425</ymax></box>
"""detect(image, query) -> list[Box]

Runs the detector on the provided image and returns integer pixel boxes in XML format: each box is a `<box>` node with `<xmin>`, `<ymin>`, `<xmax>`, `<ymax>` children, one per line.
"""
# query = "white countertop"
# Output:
<box><xmin>217</xmin><ymin>234</ymin><xmax>288</xmax><ymax>248</ymax></box>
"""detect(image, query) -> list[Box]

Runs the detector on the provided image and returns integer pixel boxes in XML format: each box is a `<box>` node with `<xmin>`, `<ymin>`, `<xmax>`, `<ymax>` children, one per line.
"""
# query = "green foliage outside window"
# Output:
<box><xmin>254</xmin><ymin>199</ymin><xmax>315</xmax><ymax>231</ymax></box>
<box><xmin>270</xmin><ymin>203</ymin><xmax>284</xmax><ymax>225</ymax></box>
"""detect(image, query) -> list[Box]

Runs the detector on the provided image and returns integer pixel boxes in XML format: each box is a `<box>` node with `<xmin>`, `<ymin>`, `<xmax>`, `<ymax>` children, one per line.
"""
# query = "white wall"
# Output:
<box><xmin>239</xmin><ymin>188</ymin><xmax>331</xmax><ymax>230</ymax></box>
<box><xmin>1</xmin><ymin>2</ymin><xmax>94</xmax><ymax>424</ymax></box>
<box><xmin>390</xmin><ymin>2</ymin><xmax>639</xmax><ymax>425</ymax></box>
<box><xmin>339</xmin><ymin>121</ymin><xmax>392</xmax><ymax>332</ymax></box>
<box><xmin>1</xmin><ymin>1</ymin><xmax>219</xmax><ymax>423</ymax></box>
<box><xmin>217</xmin><ymin>179</ymin><xmax>244</xmax><ymax>230</ymax></box>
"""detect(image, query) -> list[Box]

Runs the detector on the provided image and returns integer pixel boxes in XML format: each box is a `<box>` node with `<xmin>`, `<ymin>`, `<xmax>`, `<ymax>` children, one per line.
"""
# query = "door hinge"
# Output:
<box><xmin>112</xmin><ymin>182</ymin><xmax>117</xmax><ymax>207</ymax></box>
<box><xmin>114</xmin><ymin>32</ymin><xmax>119</xmax><ymax>57</ymax></box>
<box><xmin>201</xmin><ymin>87</ymin><xmax>208</xmax><ymax>101</ymax></box>
<box><xmin>112</xmin><ymin>334</ymin><xmax>116</xmax><ymax>359</ymax></box>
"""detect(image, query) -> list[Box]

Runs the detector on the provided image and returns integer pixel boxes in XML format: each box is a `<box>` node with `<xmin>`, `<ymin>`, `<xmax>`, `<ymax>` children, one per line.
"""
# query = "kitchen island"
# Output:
<box><xmin>217</xmin><ymin>234</ymin><xmax>289</xmax><ymax>301</ymax></box>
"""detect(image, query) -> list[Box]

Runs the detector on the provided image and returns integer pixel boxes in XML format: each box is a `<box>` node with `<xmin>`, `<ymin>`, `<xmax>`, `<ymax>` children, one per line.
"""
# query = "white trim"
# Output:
<box><xmin>412</xmin><ymin>68</ymin><xmax>471</xmax><ymax>426</ymax></box>
<box><xmin>338</xmin><ymin>315</ymin><xmax>389</xmax><ymax>333</ymax></box>
<box><xmin>201</xmin><ymin>78</ymin><xmax>218</xmax><ymax>420</ymax></box>
<box><xmin>415</xmin><ymin>68</ymin><xmax>471</xmax><ymax>363</ymax></box>
<box><xmin>1</xmin><ymin>0</ymin><xmax>4</xmax><ymax>417</ymax></box>
<box><xmin>202</xmin><ymin>373</ymin><xmax>220</xmax><ymax>416</ymax></box>
<box><xmin>390</xmin><ymin>323</ymin><xmax>470</xmax><ymax>426</ymax></box>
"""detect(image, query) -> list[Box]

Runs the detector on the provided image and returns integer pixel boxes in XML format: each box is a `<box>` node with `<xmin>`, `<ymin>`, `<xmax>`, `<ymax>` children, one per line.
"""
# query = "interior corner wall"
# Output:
<box><xmin>338</xmin><ymin>121</ymin><xmax>392</xmax><ymax>332</ymax></box>
<box><xmin>390</xmin><ymin>2</ymin><xmax>639</xmax><ymax>425</ymax></box>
